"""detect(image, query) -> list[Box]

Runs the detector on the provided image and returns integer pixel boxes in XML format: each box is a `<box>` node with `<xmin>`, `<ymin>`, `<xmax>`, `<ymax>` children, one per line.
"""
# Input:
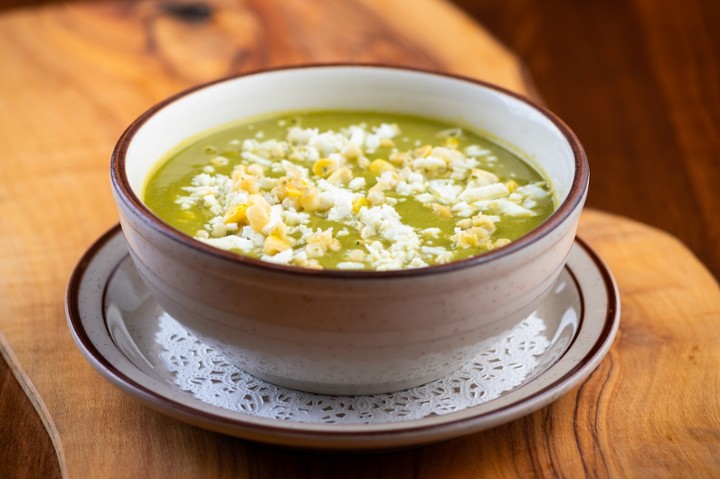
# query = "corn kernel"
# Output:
<box><xmin>312</xmin><ymin>158</ymin><xmax>337</xmax><ymax>177</ymax></box>
<box><xmin>234</xmin><ymin>174</ymin><xmax>259</xmax><ymax>194</ymax></box>
<box><xmin>327</xmin><ymin>167</ymin><xmax>353</xmax><ymax>185</ymax></box>
<box><xmin>367</xmin><ymin>187</ymin><xmax>385</xmax><ymax>205</ymax></box>
<box><xmin>246</xmin><ymin>204</ymin><xmax>269</xmax><ymax>231</ymax></box>
<box><xmin>299</xmin><ymin>187</ymin><xmax>321</xmax><ymax>211</ymax></box>
<box><xmin>380</xmin><ymin>138</ymin><xmax>395</xmax><ymax>148</ymax></box>
<box><xmin>506</xmin><ymin>180</ymin><xmax>518</xmax><ymax>193</ymax></box>
<box><xmin>276</xmin><ymin>177</ymin><xmax>308</xmax><ymax>200</ymax></box>
<box><xmin>246</xmin><ymin>195</ymin><xmax>271</xmax><ymax>231</ymax></box>
<box><xmin>456</xmin><ymin>218</ymin><xmax>472</xmax><ymax>229</ymax></box>
<box><xmin>389</xmin><ymin>151</ymin><xmax>410</xmax><ymax>165</ymax></box>
<box><xmin>453</xmin><ymin>227</ymin><xmax>489</xmax><ymax>249</ymax></box>
<box><xmin>471</xmin><ymin>214</ymin><xmax>496</xmax><ymax>233</ymax></box>
<box><xmin>369</xmin><ymin>159</ymin><xmax>395</xmax><ymax>175</ymax></box>
<box><xmin>223</xmin><ymin>204</ymin><xmax>248</xmax><ymax>225</ymax></box>
<box><xmin>263</xmin><ymin>235</ymin><xmax>291</xmax><ymax>255</ymax></box>
<box><xmin>267</xmin><ymin>221</ymin><xmax>292</xmax><ymax>243</ymax></box>
<box><xmin>467</xmin><ymin>226</ymin><xmax>490</xmax><ymax>241</ymax></box>
<box><xmin>432</xmin><ymin>203</ymin><xmax>453</xmax><ymax>218</ymax></box>
<box><xmin>352</xmin><ymin>197</ymin><xmax>369</xmax><ymax>213</ymax></box>
<box><xmin>285</xmin><ymin>181</ymin><xmax>305</xmax><ymax>197</ymax></box>
<box><xmin>445</xmin><ymin>137</ymin><xmax>459</xmax><ymax>149</ymax></box>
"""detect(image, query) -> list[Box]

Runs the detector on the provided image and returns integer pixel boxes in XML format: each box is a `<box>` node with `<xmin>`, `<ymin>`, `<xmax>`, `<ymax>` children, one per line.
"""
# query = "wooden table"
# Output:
<box><xmin>1</xmin><ymin>0</ymin><xmax>718</xmax><ymax>477</ymax></box>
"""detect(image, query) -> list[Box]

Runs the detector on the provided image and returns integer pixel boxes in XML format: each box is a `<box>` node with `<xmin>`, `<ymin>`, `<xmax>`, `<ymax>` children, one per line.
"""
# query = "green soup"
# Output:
<box><xmin>143</xmin><ymin>111</ymin><xmax>555</xmax><ymax>270</ymax></box>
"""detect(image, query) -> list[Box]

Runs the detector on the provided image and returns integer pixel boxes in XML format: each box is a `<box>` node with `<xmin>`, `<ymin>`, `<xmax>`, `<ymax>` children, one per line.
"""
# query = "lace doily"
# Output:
<box><xmin>156</xmin><ymin>314</ymin><xmax>550</xmax><ymax>424</ymax></box>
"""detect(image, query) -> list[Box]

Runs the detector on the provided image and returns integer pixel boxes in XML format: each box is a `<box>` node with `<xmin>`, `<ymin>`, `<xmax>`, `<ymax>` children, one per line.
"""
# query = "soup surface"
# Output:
<box><xmin>144</xmin><ymin>111</ymin><xmax>555</xmax><ymax>270</ymax></box>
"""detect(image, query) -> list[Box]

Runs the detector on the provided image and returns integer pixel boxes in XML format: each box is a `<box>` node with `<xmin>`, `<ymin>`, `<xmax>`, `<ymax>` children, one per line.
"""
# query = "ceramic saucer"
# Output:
<box><xmin>66</xmin><ymin>225</ymin><xmax>619</xmax><ymax>450</ymax></box>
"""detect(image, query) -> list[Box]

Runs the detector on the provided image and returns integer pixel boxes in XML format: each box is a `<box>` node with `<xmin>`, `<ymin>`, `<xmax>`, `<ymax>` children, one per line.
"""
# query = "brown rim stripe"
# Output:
<box><xmin>110</xmin><ymin>63</ymin><xmax>589</xmax><ymax>280</ymax></box>
<box><xmin>65</xmin><ymin>227</ymin><xmax>618</xmax><ymax>445</ymax></box>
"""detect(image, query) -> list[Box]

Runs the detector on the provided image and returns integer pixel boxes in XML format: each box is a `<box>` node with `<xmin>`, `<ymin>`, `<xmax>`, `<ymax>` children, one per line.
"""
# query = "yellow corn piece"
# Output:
<box><xmin>471</xmin><ymin>214</ymin><xmax>496</xmax><ymax>233</ymax></box>
<box><xmin>276</xmin><ymin>177</ymin><xmax>307</xmax><ymax>199</ymax></box>
<box><xmin>341</xmin><ymin>143</ymin><xmax>361</xmax><ymax>160</ymax></box>
<box><xmin>246</xmin><ymin>203</ymin><xmax>270</xmax><ymax>231</ymax></box>
<box><xmin>234</xmin><ymin>174</ymin><xmax>259</xmax><ymax>194</ymax></box>
<box><xmin>432</xmin><ymin>203</ymin><xmax>453</xmax><ymax>218</ymax></box>
<box><xmin>367</xmin><ymin>187</ymin><xmax>385</xmax><ymax>205</ymax></box>
<box><xmin>327</xmin><ymin>167</ymin><xmax>353</xmax><ymax>185</ymax></box>
<box><xmin>299</xmin><ymin>187</ymin><xmax>321</xmax><ymax>211</ymax></box>
<box><xmin>505</xmin><ymin>180</ymin><xmax>519</xmax><ymax>193</ymax></box>
<box><xmin>369</xmin><ymin>159</ymin><xmax>395</xmax><ymax>175</ymax></box>
<box><xmin>456</xmin><ymin>231</ymin><xmax>478</xmax><ymax>248</ymax></box>
<box><xmin>223</xmin><ymin>204</ymin><xmax>248</xmax><ymax>225</ymax></box>
<box><xmin>456</xmin><ymin>218</ymin><xmax>472</xmax><ymax>229</ymax></box>
<box><xmin>454</xmin><ymin>227</ymin><xmax>489</xmax><ymax>249</ymax></box>
<box><xmin>263</xmin><ymin>235</ymin><xmax>291</xmax><ymax>255</ymax></box>
<box><xmin>380</xmin><ymin>138</ymin><xmax>395</xmax><ymax>148</ymax></box>
<box><xmin>445</xmin><ymin>137</ymin><xmax>459</xmax><ymax>149</ymax></box>
<box><xmin>389</xmin><ymin>151</ymin><xmax>410</xmax><ymax>165</ymax></box>
<box><xmin>468</xmin><ymin>226</ymin><xmax>490</xmax><ymax>241</ymax></box>
<box><xmin>269</xmin><ymin>221</ymin><xmax>293</xmax><ymax>244</ymax></box>
<box><xmin>312</xmin><ymin>158</ymin><xmax>337</xmax><ymax>178</ymax></box>
<box><xmin>352</xmin><ymin>197</ymin><xmax>369</xmax><ymax>213</ymax></box>
<box><xmin>285</xmin><ymin>182</ymin><xmax>305</xmax><ymax>197</ymax></box>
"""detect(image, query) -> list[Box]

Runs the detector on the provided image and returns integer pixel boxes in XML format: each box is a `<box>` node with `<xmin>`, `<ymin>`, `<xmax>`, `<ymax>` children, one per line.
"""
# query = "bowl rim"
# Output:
<box><xmin>111</xmin><ymin>63</ymin><xmax>588</xmax><ymax>279</ymax></box>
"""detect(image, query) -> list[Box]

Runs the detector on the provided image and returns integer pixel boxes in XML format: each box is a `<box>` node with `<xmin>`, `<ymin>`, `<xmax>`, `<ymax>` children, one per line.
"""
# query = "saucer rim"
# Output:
<box><xmin>66</xmin><ymin>225</ymin><xmax>619</xmax><ymax>450</ymax></box>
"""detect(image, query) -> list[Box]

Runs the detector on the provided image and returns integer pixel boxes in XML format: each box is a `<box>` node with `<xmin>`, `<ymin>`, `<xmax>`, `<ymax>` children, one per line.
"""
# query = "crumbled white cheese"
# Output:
<box><xmin>200</xmin><ymin>235</ymin><xmax>255</xmax><ymax>252</ymax></box>
<box><xmin>261</xmin><ymin>248</ymin><xmax>293</xmax><ymax>265</ymax></box>
<box><xmin>337</xmin><ymin>261</ymin><xmax>366</xmax><ymax>270</ymax></box>
<box><xmin>459</xmin><ymin>183</ymin><xmax>509</xmax><ymax>202</ymax></box>
<box><xmin>348</xmin><ymin>176</ymin><xmax>366</xmax><ymax>190</ymax></box>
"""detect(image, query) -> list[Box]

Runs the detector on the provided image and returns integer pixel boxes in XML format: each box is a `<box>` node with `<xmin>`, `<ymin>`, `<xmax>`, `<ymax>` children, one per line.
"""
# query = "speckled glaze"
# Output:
<box><xmin>111</xmin><ymin>65</ymin><xmax>588</xmax><ymax>395</ymax></box>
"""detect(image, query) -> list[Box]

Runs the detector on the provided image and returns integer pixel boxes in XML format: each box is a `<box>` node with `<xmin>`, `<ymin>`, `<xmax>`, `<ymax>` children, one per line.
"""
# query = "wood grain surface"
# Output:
<box><xmin>463</xmin><ymin>0</ymin><xmax>720</xmax><ymax>280</ymax></box>
<box><xmin>0</xmin><ymin>0</ymin><xmax>718</xmax><ymax>478</ymax></box>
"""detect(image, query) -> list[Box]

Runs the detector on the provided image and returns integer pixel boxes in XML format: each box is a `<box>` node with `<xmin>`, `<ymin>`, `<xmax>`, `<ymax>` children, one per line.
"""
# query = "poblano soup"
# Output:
<box><xmin>143</xmin><ymin>111</ymin><xmax>555</xmax><ymax>271</ymax></box>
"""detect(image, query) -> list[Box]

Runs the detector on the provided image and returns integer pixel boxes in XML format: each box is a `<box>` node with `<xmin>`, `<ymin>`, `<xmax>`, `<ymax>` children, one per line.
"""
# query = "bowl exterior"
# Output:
<box><xmin>115</xmin><ymin>196</ymin><xmax>582</xmax><ymax>395</ymax></box>
<box><xmin>111</xmin><ymin>65</ymin><xmax>588</xmax><ymax>395</ymax></box>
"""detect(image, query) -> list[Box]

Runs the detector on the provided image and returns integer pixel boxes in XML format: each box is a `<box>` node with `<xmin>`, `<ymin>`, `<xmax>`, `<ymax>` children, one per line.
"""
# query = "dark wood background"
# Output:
<box><xmin>463</xmin><ymin>0</ymin><xmax>720</xmax><ymax>281</ymax></box>
<box><xmin>1</xmin><ymin>0</ymin><xmax>718</xmax><ymax>477</ymax></box>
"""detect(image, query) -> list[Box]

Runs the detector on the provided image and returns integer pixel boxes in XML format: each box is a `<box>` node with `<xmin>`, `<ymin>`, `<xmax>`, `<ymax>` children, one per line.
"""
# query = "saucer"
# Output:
<box><xmin>66</xmin><ymin>225</ymin><xmax>619</xmax><ymax>450</ymax></box>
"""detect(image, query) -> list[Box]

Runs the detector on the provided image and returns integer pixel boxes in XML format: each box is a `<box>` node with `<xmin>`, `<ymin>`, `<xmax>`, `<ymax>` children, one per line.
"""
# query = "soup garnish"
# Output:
<box><xmin>144</xmin><ymin>112</ymin><xmax>555</xmax><ymax>270</ymax></box>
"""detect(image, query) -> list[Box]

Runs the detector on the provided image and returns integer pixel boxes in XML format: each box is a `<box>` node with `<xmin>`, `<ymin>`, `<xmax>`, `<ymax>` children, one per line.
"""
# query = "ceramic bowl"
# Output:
<box><xmin>111</xmin><ymin>65</ymin><xmax>588</xmax><ymax>395</ymax></box>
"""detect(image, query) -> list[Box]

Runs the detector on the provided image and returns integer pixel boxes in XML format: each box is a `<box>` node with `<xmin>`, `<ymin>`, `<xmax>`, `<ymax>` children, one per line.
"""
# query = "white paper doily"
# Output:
<box><xmin>156</xmin><ymin>312</ymin><xmax>551</xmax><ymax>424</ymax></box>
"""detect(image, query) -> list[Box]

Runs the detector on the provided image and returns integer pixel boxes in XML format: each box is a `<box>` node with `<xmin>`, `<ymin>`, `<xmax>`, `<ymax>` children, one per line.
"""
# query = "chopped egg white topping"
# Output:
<box><xmin>175</xmin><ymin>121</ymin><xmax>552</xmax><ymax>270</ymax></box>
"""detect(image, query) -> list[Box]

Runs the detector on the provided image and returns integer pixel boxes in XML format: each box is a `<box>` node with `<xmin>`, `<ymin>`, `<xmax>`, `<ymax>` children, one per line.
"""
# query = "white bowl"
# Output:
<box><xmin>111</xmin><ymin>65</ymin><xmax>588</xmax><ymax>395</ymax></box>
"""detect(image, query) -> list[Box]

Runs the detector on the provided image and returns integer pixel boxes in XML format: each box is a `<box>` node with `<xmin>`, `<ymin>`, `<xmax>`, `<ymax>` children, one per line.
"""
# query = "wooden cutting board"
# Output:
<box><xmin>1</xmin><ymin>0</ymin><xmax>718</xmax><ymax>477</ymax></box>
